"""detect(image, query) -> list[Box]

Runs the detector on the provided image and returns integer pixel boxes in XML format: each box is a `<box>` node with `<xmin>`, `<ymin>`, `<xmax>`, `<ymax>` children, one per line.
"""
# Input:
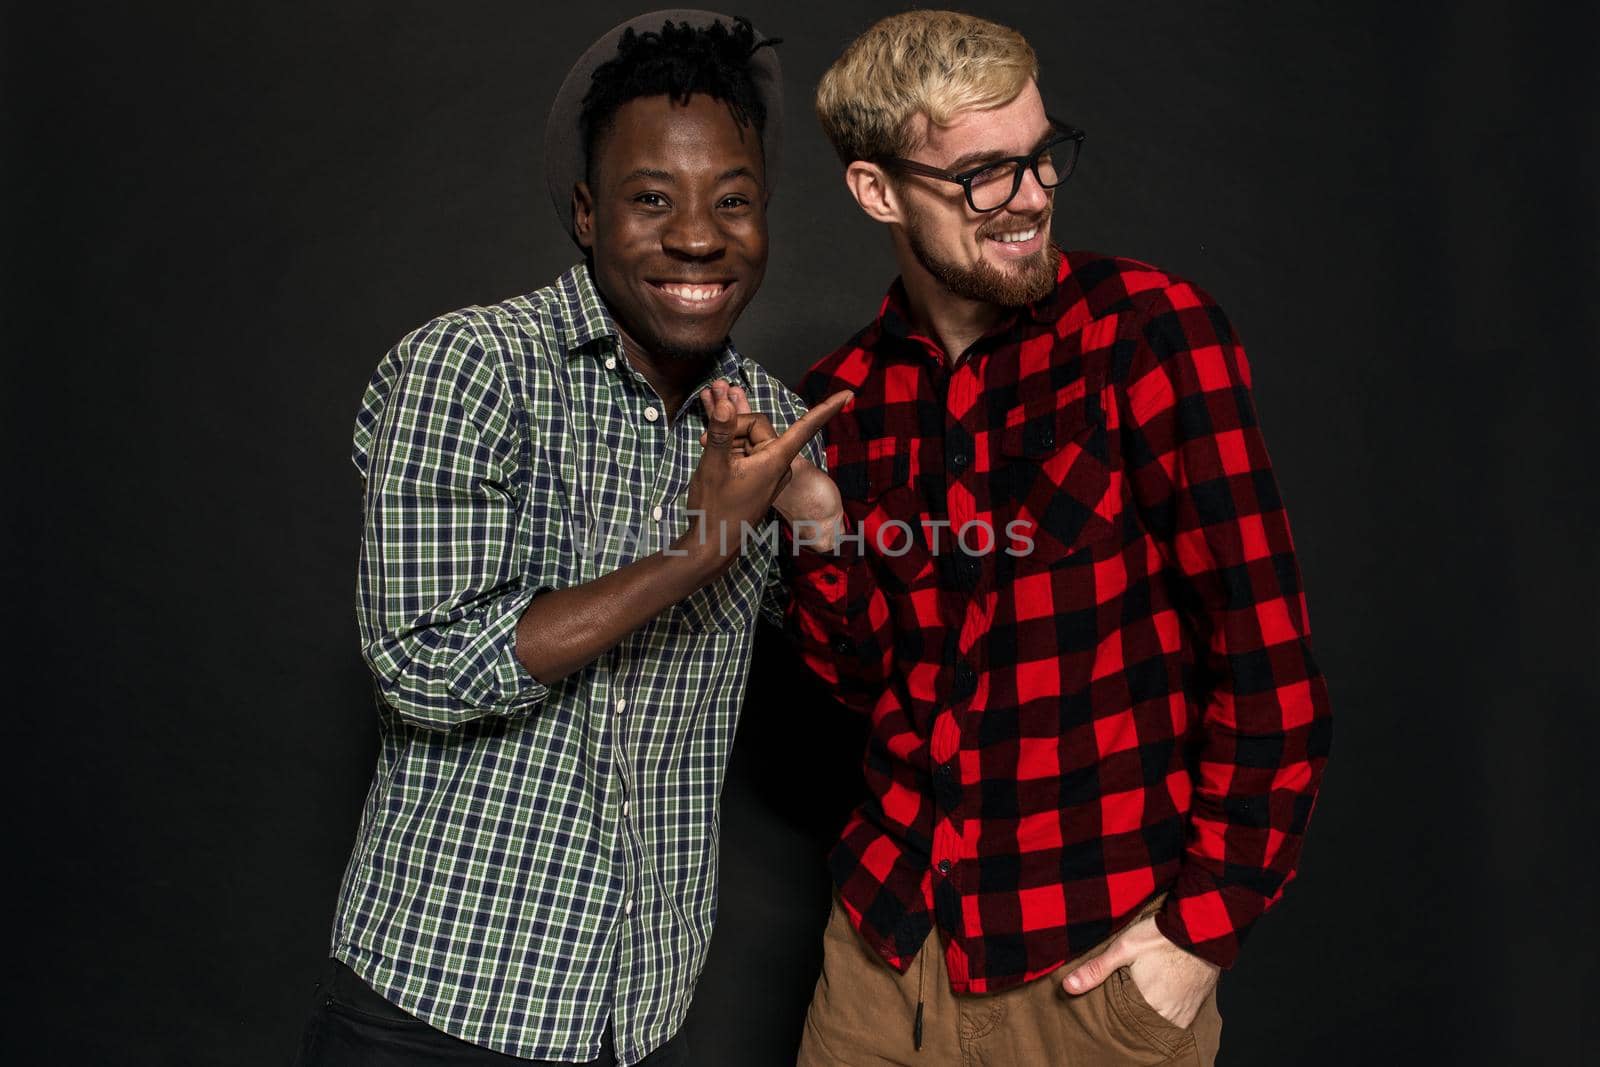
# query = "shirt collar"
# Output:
<box><xmin>713</xmin><ymin>343</ymin><xmax>750</xmax><ymax>386</ymax></box>
<box><xmin>1026</xmin><ymin>245</ymin><xmax>1073</xmax><ymax>324</ymax></box>
<box><xmin>554</xmin><ymin>261</ymin><xmax>752</xmax><ymax>401</ymax></box>
<box><xmin>554</xmin><ymin>261</ymin><xmax>621</xmax><ymax>356</ymax></box>
<box><xmin>554</xmin><ymin>261</ymin><xmax>749</xmax><ymax>382</ymax></box>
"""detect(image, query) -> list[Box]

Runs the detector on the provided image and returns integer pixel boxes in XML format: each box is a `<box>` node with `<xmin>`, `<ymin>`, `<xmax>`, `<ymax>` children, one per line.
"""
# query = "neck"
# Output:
<box><xmin>615</xmin><ymin>328</ymin><xmax>716</xmax><ymax>420</ymax></box>
<box><xmin>893</xmin><ymin>240</ymin><xmax>1007</xmax><ymax>364</ymax></box>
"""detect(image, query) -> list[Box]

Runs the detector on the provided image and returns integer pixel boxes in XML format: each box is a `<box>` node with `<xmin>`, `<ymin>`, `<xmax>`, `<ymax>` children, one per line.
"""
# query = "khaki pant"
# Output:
<box><xmin>798</xmin><ymin>895</ymin><xmax>1222</xmax><ymax>1067</ymax></box>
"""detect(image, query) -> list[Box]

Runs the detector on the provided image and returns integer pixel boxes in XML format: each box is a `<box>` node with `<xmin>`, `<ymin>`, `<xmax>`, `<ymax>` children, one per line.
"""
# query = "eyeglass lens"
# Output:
<box><xmin>969</xmin><ymin>140</ymin><xmax>1076</xmax><ymax>211</ymax></box>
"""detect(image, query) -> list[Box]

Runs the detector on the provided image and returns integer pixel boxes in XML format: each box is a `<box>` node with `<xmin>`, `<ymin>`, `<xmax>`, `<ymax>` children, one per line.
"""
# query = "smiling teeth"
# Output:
<box><xmin>659</xmin><ymin>284</ymin><xmax>726</xmax><ymax>302</ymax></box>
<box><xmin>989</xmin><ymin>227</ymin><xmax>1039</xmax><ymax>243</ymax></box>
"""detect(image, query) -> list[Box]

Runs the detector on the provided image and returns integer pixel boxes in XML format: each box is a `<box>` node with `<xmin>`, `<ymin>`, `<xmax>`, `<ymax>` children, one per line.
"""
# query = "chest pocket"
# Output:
<box><xmin>830</xmin><ymin>435</ymin><xmax>910</xmax><ymax>503</ymax></box>
<box><xmin>994</xmin><ymin>382</ymin><xmax>1118</xmax><ymax>566</ymax></box>
<box><xmin>828</xmin><ymin>435</ymin><xmax>925</xmax><ymax>589</ymax></box>
<box><xmin>675</xmin><ymin>527</ymin><xmax>771</xmax><ymax>633</ymax></box>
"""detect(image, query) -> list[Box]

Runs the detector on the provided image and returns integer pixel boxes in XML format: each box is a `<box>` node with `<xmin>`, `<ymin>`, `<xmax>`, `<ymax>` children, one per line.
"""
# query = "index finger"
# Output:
<box><xmin>772</xmin><ymin>390</ymin><xmax>853</xmax><ymax>463</ymax></box>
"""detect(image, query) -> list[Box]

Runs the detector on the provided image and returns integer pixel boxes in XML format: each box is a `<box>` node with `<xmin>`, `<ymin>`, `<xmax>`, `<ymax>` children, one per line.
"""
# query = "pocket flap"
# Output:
<box><xmin>827</xmin><ymin>436</ymin><xmax>910</xmax><ymax>501</ymax></box>
<box><xmin>997</xmin><ymin>384</ymin><xmax>1102</xmax><ymax>459</ymax></box>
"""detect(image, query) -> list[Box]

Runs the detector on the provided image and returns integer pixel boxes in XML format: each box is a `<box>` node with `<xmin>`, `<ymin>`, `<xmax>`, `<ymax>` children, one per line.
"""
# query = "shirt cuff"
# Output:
<box><xmin>779</xmin><ymin>521</ymin><xmax>858</xmax><ymax>615</ymax></box>
<box><xmin>1153</xmin><ymin>861</ymin><xmax>1269</xmax><ymax>971</ymax></box>
<box><xmin>474</xmin><ymin>585</ymin><xmax>551</xmax><ymax>714</ymax></box>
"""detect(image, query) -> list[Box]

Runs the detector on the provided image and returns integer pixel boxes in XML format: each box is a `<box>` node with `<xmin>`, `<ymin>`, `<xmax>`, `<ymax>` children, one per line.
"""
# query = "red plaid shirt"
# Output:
<box><xmin>783</xmin><ymin>248</ymin><xmax>1332</xmax><ymax>989</ymax></box>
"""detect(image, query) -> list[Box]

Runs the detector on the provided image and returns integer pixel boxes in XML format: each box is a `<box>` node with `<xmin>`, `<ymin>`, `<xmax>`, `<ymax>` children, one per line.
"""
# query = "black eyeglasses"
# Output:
<box><xmin>877</xmin><ymin>118</ymin><xmax>1085</xmax><ymax>213</ymax></box>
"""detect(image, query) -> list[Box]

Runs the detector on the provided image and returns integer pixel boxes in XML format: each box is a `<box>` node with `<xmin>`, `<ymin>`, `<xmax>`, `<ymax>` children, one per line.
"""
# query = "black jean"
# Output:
<box><xmin>293</xmin><ymin>958</ymin><xmax>690</xmax><ymax>1066</ymax></box>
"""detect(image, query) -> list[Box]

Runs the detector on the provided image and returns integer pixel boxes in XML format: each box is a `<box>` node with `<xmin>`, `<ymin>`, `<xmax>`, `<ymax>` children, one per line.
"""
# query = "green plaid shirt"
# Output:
<box><xmin>329</xmin><ymin>263</ymin><xmax>818</xmax><ymax>1064</ymax></box>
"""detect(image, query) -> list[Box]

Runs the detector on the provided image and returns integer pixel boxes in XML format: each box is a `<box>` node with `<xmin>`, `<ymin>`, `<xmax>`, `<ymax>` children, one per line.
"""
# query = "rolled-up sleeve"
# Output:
<box><xmin>352</xmin><ymin>314</ymin><xmax>549</xmax><ymax>730</ymax></box>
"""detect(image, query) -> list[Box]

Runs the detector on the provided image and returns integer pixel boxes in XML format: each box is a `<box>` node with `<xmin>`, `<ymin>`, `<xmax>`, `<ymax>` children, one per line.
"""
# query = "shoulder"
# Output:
<box><xmin>364</xmin><ymin>288</ymin><xmax>557</xmax><ymax>426</ymax></box>
<box><xmin>734</xmin><ymin>354</ymin><xmax>807</xmax><ymax>422</ymax></box>
<box><xmin>382</xmin><ymin>275</ymin><xmax>583</xmax><ymax>393</ymax></box>
<box><xmin>372</xmin><ymin>309</ymin><xmax>513</xmax><ymax>432</ymax></box>
<box><xmin>796</xmin><ymin>319</ymin><xmax>883</xmax><ymax>406</ymax></box>
<box><xmin>1059</xmin><ymin>249</ymin><xmax>1227</xmax><ymax>323</ymax></box>
<box><xmin>1060</xmin><ymin>251</ymin><xmax>1243</xmax><ymax>389</ymax></box>
<box><xmin>735</xmin><ymin>353</ymin><xmax>787</xmax><ymax>397</ymax></box>
<box><xmin>402</xmin><ymin>285</ymin><xmax>567</xmax><ymax>368</ymax></box>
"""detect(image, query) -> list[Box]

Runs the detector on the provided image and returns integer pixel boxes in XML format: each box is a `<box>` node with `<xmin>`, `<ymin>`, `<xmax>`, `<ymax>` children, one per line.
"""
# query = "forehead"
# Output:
<box><xmin>594</xmin><ymin>93</ymin><xmax>764</xmax><ymax>181</ymax></box>
<box><xmin>911</xmin><ymin>80</ymin><xmax>1051</xmax><ymax>164</ymax></box>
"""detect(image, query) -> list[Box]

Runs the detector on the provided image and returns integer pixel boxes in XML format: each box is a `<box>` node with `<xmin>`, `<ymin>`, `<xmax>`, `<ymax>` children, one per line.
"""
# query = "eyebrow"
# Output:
<box><xmin>620</xmin><ymin>167</ymin><xmax>673</xmax><ymax>184</ymax></box>
<box><xmin>942</xmin><ymin>127</ymin><xmax>1059</xmax><ymax>172</ymax></box>
<box><xmin>618</xmin><ymin>166</ymin><xmax>761</xmax><ymax>185</ymax></box>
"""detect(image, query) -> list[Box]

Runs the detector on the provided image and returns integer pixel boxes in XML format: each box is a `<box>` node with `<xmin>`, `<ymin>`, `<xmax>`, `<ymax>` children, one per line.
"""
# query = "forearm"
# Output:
<box><xmin>1157</xmin><ymin>665</ymin><xmax>1332</xmax><ymax>967</ymax></box>
<box><xmin>773</xmin><ymin>453</ymin><xmax>844</xmax><ymax>551</ymax></box>
<box><xmin>515</xmin><ymin>536</ymin><xmax>720</xmax><ymax>684</ymax></box>
<box><xmin>1122</xmin><ymin>279</ymin><xmax>1334</xmax><ymax>967</ymax></box>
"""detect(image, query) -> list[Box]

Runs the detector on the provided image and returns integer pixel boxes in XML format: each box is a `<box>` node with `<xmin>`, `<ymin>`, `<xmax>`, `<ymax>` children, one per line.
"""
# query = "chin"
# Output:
<box><xmin>652</xmin><ymin>329</ymin><xmax>729</xmax><ymax>362</ymax></box>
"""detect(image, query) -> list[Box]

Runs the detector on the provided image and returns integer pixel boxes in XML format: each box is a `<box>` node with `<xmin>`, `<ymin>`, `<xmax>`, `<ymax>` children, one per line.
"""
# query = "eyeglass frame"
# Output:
<box><xmin>873</xmin><ymin>118</ymin><xmax>1086</xmax><ymax>214</ymax></box>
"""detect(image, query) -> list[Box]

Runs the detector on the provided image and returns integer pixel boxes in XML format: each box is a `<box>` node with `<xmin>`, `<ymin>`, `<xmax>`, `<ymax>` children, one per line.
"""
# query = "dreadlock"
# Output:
<box><xmin>579</xmin><ymin>16</ymin><xmax>778</xmax><ymax>183</ymax></box>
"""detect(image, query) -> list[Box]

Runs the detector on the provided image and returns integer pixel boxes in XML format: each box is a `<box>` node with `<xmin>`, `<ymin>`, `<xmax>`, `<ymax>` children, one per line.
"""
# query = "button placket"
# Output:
<box><xmin>649</xmin><ymin>416</ymin><xmax>694</xmax><ymax>555</ymax></box>
<box><xmin>611</xmin><ymin>696</ymin><xmax>641</xmax><ymax>931</ymax></box>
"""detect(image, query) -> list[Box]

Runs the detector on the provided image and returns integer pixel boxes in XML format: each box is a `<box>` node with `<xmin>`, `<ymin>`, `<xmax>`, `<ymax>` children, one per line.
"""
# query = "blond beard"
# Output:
<box><xmin>904</xmin><ymin>198</ymin><xmax>1057</xmax><ymax>308</ymax></box>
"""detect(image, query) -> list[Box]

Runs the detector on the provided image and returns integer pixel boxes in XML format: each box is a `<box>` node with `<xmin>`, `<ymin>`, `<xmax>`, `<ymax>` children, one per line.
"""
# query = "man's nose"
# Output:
<box><xmin>662</xmin><ymin>202</ymin><xmax>726</xmax><ymax>259</ymax></box>
<box><xmin>1006</xmin><ymin>165</ymin><xmax>1050</xmax><ymax>215</ymax></box>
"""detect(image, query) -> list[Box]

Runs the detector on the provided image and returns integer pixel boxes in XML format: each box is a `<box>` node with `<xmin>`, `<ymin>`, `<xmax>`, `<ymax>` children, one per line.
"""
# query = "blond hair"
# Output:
<box><xmin>815</xmin><ymin>11</ymin><xmax>1038</xmax><ymax>164</ymax></box>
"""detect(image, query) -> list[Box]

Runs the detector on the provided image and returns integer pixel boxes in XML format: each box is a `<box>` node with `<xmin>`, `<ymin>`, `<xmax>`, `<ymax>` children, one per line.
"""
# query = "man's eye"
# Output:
<box><xmin>969</xmin><ymin>164</ymin><xmax>1012</xmax><ymax>187</ymax></box>
<box><xmin>719</xmin><ymin>196</ymin><xmax>751</xmax><ymax>209</ymax></box>
<box><xmin>634</xmin><ymin>192</ymin><xmax>669</xmax><ymax>208</ymax></box>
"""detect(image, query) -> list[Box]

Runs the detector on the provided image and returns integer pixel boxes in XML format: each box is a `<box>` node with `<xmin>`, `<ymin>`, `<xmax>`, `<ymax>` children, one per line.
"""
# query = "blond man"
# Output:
<box><xmin>782</xmin><ymin>12</ymin><xmax>1333</xmax><ymax>1065</ymax></box>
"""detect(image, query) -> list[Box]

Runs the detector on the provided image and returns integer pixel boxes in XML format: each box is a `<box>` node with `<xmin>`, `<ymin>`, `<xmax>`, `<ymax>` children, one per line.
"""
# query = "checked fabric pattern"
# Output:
<box><xmin>783</xmin><ymin>248</ymin><xmax>1332</xmax><ymax>990</ymax></box>
<box><xmin>332</xmin><ymin>262</ymin><xmax>817</xmax><ymax>1063</ymax></box>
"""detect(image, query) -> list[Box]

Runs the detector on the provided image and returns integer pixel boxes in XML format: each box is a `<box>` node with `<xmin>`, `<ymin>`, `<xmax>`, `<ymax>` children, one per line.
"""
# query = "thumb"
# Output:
<box><xmin>696</xmin><ymin>388</ymin><xmax>737</xmax><ymax>480</ymax></box>
<box><xmin>1062</xmin><ymin>937</ymin><xmax>1132</xmax><ymax>995</ymax></box>
<box><xmin>700</xmin><ymin>385</ymin><xmax>738</xmax><ymax>450</ymax></box>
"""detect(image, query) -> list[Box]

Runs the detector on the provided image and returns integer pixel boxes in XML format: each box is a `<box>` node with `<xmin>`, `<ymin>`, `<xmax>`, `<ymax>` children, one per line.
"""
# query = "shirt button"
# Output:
<box><xmin>615</xmin><ymin>698</ymin><xmax>627</xmax><ymax>714</ymax></box>
<box><xmin>955</xmin><ymin>662</ymin><xmax>978</xmax><ymax>698</ymax></box>
<box><xmin>952</xmin><ymin>452</ymin><xmax>969</xmax><ymax>469</ymax></box>
<box><xmin>651</xmin><ymin>504</ymin><xmax>663</xmax><ymax>522</ymax></box>
<box><xmin>937</xmin><ymin>859</ymin><xmax>953</xmax><ymax>875</ymax></box>
<box><xmin>644</xmin><ymin>405</ymin><xmax>660</xmax><ymax>423</ymax></box>
<box><xmin>622</xmin><ymin>800</ymin><xmax>631</xmax><ymax>817</ymax></box>
<box><xmin>604</xmin><ymin>356</ymin><xmax>617</xmax><ymax>370</ymax></box>
<box><xmin>830</xmin><ymin>637</ymin><xmax>853</xmax><ymax>655</ymax></box>
<box><xmin>624</xmin><ymin>897</ymin><xmax>634</xmax><ymax>915</ymax></box>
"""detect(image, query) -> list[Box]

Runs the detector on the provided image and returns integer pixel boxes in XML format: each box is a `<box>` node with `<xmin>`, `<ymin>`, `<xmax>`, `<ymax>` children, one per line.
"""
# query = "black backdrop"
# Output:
<box><xmin>5</xmin><ymin>1</ymin><xmax>1596</xmax><ymax>1063</ymax></box>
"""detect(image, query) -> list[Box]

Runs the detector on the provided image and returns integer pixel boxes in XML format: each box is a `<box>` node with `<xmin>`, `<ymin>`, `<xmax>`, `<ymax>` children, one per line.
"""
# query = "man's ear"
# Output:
<box><xmin>845</xmin><ymin>161</ymin><xmax>902</xmax><ymax>225</ymax></box>
<box><xmin>572</xmin><ymin>181</ymin><xmax>596</xmax><ymax>251</ymax></box>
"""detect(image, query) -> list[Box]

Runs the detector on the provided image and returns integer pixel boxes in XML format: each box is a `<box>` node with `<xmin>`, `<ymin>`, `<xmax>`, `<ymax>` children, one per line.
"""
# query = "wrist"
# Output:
<box><xmin>666</xmin><ymin>530</ymin><xmax>730</xmax><ymax>586</ymax></box>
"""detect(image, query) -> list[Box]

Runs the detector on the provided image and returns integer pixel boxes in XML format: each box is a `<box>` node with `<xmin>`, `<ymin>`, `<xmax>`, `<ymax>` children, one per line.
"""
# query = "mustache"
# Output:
<box><xmin>976</xmin><ymin>209</ymin><xmax>1052</xmax><ymax>240</ymax></box>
